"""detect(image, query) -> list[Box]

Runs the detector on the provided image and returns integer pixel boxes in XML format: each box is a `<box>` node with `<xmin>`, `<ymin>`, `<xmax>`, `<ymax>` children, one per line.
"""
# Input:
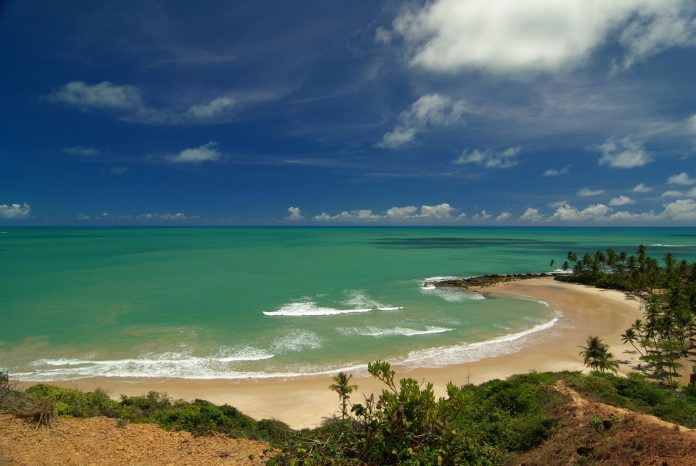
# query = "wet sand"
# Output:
<box><xmin>33</xmin><ymin>277</ymin><xmax>646</xmax><ymax>429</ymax></box>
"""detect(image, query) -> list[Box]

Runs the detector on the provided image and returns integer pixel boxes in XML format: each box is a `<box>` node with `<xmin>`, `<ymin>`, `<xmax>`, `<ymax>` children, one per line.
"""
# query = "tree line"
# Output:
<box><xmin>559</xmin><ymin>245</ymin><xmax>696</xmax><ymax>386</ymax></box>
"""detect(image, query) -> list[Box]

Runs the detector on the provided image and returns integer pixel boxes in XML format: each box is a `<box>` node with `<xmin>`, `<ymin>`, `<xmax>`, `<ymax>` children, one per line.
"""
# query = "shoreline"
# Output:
<box><xmin>26</xmin><ymin>277</ymin><xmax>653</xmax><ymax>429</ymax></box>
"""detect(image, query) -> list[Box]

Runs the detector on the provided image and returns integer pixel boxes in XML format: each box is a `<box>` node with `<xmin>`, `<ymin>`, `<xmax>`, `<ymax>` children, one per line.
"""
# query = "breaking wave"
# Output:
<box><xmin>399</xmin><ymin>315</ymin><xmax>559</xmax><ymax>367</ymax></box>
<box><xmin>338</xmin><ymin>326</ymin><xmax>453</xmax><ymax>337</ymax></box>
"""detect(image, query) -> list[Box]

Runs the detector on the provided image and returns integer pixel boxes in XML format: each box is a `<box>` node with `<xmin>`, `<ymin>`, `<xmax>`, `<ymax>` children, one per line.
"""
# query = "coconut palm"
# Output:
<box><xmin>579</xmin><ymin>336</ymin><xmax>619</xmax><ymax>374</ymax></box>
<box><xmin>329</xmin><ymin>372</ymin><xmax>358</xmax><ymax>419</ymax></box>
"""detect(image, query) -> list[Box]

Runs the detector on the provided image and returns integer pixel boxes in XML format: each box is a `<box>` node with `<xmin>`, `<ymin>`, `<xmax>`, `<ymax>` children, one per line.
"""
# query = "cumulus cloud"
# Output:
<box><xmin>287</xmin><ymin>207</ymin><xmax>304</xmax><ymax>221</ymax></box>
<box><xmin>496</xmin><ymin>211</ymin><xmax>512</xmax><ymax>222</ymax></box>
<box><xmin>632</xmin><ymin>183</ymin><xmax>652</xmax><ymax>193</ymax></box>
<box><xmin>136</xmin><ymin>213</ymin><xmax>191</xmax><ymax>220</ymax></box>
<box><xmin>186</xmin><ymin>97</ymin><xmax>237</xmax><ymax>119</ymax></box>
<box><xmin>168</xmin><ymin>141</ymin><xmax>222</xmax><ymax>163</ymax></box>
<box><xmin>543</xmin><ymin>166</ymin><xmax>569</xmax><ymax>177</ymax></box>
<box><xmin>454</xmin><ymin>146</ymin><xmax>521</xmax><ymax>169</ymax></box>
<box><xmin>520</xmin><ymin>208</ymin><xmax>544</xmax><ymax>222</ymax></box>
<box><xmin>662</xmin><ymin>199</ymin><xmax>696</xmax><ymax>220</ymax></box>
<box><xmin>377</xmin><ymin>94</ymin><xmax>466</xmax><ymax>148</ymax></box>
<box><xmin>385</xmin><ymin>205</ymin><xmax>419</xmax><ymax>219</ymax></box>
<box><xmin>393</xmin><ymin>0</ymin><xmax>696</xmax><ymax>74</ymax></box>
<box><xmin>552</xmin><ymin>203</ymin><xmax>611</xmax><ymax>222</ymax></box>
<box><xmin>667</xmin><ymin>172</ymin><xmax>696</xmax><ymax>185</ymax></box>
<box><xmin>662</xmin><ymin>187</ymin><xmax>696</xmax><ymax>198</ymax></box>
<box><xmin>577</xmin><ymin>188</ymin><xmax>605</xmax><ymax>197</ymax></box>
<box><xmin>608</xmin><ymin>195</ymin><xmax>635</xmax><ymax>206</ymax></box>
<box><xmin>0</xmin><ymin>202</ymin><xmax>31</xmax><ymax>219</ymax></box>
<box><xmin>313</xmin><ymin>203</ymin><xmax>457</xmax><ymax>222</ymax></box>
<box><xmin>63</xmin><ymin>146</ymin><xmax>101</xmax><ymax>156</ymax></box>
<box><xmin>596</xmin><ymin>136</ymin><xmax>652</xmax><ymax>168</ymax></box>
<box><xmin>49</xmin><ymin>81</ymin><xmax>144</xmax><ymax>112</ymax></box>
<box><xmin>473</xmin><ymin>210</ymin><xmax>491</xmax><ymax>221</ymax></box>
<box><xmin>420</xmin><ymin>203</ymin><xmax>456</xmax><ymax>218</ymax></box>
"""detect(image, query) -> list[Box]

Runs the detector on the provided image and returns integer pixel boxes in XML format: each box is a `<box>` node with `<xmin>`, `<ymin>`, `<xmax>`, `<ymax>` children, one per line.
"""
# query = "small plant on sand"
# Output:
<box><xmin>329</xmin><ymin>371</ymin><xmax>358</xmax><ymax>420</ymax></box>
<box><xmin>580</xmin><ymin>336</ymin><xmax>619</xmax><ymax>374</ymax></box>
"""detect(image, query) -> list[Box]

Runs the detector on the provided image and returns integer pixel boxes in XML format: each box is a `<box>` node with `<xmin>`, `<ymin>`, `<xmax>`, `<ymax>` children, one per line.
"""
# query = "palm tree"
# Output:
<box><xmin>579</xmin><ymin>336</ymin><xmax>619</xmax><ymax>374</ymax></box>
<box><xmin>329</xmin><ymin>372</ymin><xmax>358</xmax><ymax>419</ymax></box>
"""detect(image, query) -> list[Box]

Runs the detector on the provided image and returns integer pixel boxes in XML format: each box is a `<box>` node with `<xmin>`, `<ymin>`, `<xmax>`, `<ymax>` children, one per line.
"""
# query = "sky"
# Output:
<box><xmin>2</xmin><ymin>0</ymin><xmax>696</xmax><ymax>226</ymax></box>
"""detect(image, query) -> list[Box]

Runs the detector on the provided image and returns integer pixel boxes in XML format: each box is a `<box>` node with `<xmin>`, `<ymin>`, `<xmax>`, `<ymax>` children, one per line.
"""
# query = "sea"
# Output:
<box><xmin>1</xmin><ymin>227</ymin><xmax>695</xmax><ymax>381</ymax></box>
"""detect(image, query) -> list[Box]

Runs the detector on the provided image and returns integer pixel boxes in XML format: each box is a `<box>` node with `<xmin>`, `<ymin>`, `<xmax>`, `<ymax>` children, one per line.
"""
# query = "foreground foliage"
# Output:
<box><xmin>18</xmin><ymin>381</ymin><xmax>291</xmax><ymax>445</ymax></box>
<box><xmin>270</xmin><ymin>363</ymin><xmax>565</xmax><ymax>465</ymax></box>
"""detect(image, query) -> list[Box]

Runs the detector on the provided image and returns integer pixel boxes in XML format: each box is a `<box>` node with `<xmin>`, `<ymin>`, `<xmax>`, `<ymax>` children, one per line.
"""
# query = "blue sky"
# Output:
<box><xmin>2</xmin><ymin>0</ymin><xmax>696</xmax><ymax>225</ymax></box>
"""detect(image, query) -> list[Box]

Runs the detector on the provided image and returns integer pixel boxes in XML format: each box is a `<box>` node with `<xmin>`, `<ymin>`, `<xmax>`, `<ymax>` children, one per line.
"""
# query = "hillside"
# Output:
<box><xmin>0</xmin><ymin>414</ymin><xmax>273</xmax><ymax>465</ymax></box>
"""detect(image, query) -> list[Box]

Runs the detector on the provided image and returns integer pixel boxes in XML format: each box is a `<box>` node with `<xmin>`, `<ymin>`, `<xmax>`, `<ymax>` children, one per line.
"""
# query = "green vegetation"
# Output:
<box><xmin>1</xmin><ymin>376</ymin><xmax>290</xmax><ymax>445</ymax></box>
<box><xmin>558</xmin><ymin>245</ymin><xmax>695</xmax><ymax>385</ymax></box>
<box><xmin>579</xmin><ymin>336</ymin><xmax>619</xmax><ymax>374</ymax></box>
<box><xmin>558</xmin><ymin>371</ymin><xmax>696</xmax><ymax>428</ymax></box>
<box><xmin>270</xmin><ymin>362</ymin><xmax>565</xmax><ymax>465</ymax></box>
<box><xmin>329</xmin><ymin>372</ymin><xmax>358</xmax><ymax>420</ymax></box>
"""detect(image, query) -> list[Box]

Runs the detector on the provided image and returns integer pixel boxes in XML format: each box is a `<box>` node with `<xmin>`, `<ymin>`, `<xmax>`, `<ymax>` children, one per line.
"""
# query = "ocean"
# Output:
<box><xmin>1</xmin><ymin>227</ymin><xmax>695</xmax><ymax>381</ymax></box>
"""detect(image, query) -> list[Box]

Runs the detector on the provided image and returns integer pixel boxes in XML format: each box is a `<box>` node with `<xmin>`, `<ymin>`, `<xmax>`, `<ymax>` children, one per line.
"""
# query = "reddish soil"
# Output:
<box><xmin>514</xmin><ymin>383</ymin><xmax>696</xmax><ymax>466</ymax></box>
<box><xmin>0</xmin><ymin>414</ymin><xmax>273</xmax><ymax>465</ymax></box>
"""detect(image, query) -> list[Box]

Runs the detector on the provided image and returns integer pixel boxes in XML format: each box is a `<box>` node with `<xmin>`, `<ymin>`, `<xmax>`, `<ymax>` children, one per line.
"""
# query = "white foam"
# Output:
<box><xmin>651</xmin><ymin>243</ymin><xmax>694</xmax><ymax>247</ymax></box>
<box><xmin>549</xmin><ymin>269</ymin><xmax>573</xmax><ymax>275</ymax></box>
<box><xmin>399</xmin><ymin>315</ymin><xmax>559</xmax><ymax>367</ymax></box>
<box><xmin>377</xmin><ymin>306</ymin><xmax>403</xmax><ymax>311</ymax></box>
<box><xmin>14</xmin><ymin>359</ymin><xmax>370</xmax><ymax>382</ymax></box>
<box><xmin>271</xmin><ymin>329</ymin><xmax>322</xmax><ymax>352</ymax></box>
<box><xmin>263</xmin><ymin>299</ymin><xmax>371</xmax><ymax>317</ymax></box>
<box><xmin>421</xmin><ymin>287</ymin><xmax>486</xmax><ymax>302</ymax></box>
<box><xmin>339</xmin><ymin>326</ymin><xmax>453</xmax><ymax>337</ymax></box>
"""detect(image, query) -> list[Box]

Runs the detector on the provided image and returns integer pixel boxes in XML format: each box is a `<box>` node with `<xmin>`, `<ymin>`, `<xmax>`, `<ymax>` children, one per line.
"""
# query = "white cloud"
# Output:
<box><xmin>577</xmin><ymin>188</ymin><xmax>605</xmax><ymax>197</ymax></box>
<box><xmin>0</xmin><ymin>202</ymin><xmax>31</xmax><ymax>219</ymax></box>
<box><xmin>420</xmin><ymin>203</ymin><xmax>456</xmax><ymax>218</ymax></box>
<box><xmin>632</xmin><ymin>183</ymin><xmax>652</xmax><ymax>193</ymax></box>
<box><xmin>543</xmin><ymin>166</ymin><xmax>569</xmax><ymax>177</ymax></box>
<box><xmin>187</xmin><ymin>97</ymin><xmax>237</xmax><ymax>119</ymax></box>
<box><xmin>667</xmin><ymin>172</ymin><xmax>696</xmax><ymax>185</ymax></box>
<box><xmin>287</xmin><ymin>207</ymin><xmax>304</xmax><ymax>221</ymax></box>
<box><xmin>169</xmin><ymin>141</ymin><xmax>222</xmax><ymax>163</ymax></box>
<box><xmin>520</xmin><ymin>207</ymin><xmax>544</xmax><ymax>222</ymax></box>
<box><xmin>394</xmin><ymin>0</ymin><xmax>696</xmax><ymax>74</ymax></box>
<box><xmin>688</xmin><ymin>114</ymin><xmax>696</xmax><ymax>133</ymax></box>
<box><xmin>377</xmin><ymin>94</ymin><xmax>466</xmax><ymax>148</ymax></box>
<box><xmin>136</xmin><ymin>213</ymin><xmax>191</xmax><ymax>220</ymax></box>
<box><xmin>473</xmin><ymin>210</ymin><xmax>491</xmax><ymax>221</ymax></box>
<box><xmin>608</xmin><ymin>195</ymin><xmax>634</xmax><ymax>206</ymax></box>
<box><xmin>375</xmin><ymin>26</ymin><xmax>392</xmax><ymax>44</ymax></box>
<box><xmin>314</xmin><ymin>209</ymin><xmax>381</xmax><ymax>221</ymax></box>
<box><xmin>379</xmin><ymin>128</ymin><xmax>417</xmax><ymax>149</ymax></box>
<box><xmin>496</xmin><ymin>211</ymin><xmax>512</xmax><ymax>222</ymax></box>
<box><xmin>662</xmin><ymin>199</ymin><xmax>696</xmax><ymax>221</ymax></box>
<box><xmin>596</xmin><ymin>136</ymin><xmax>652</xmax><ymax>168</ymax></box>
<box><xmin>313</xmin><ymin>203</ymin><xmax>456</xmax><ymax>222</ymax></box>
<box><xmin>662</xmin><ymin>187</ymin><xmax>696</xmax><ymax>198</ymax></box>
<box><xmin>552</xmin><ymin>203</ymin><xmax>611</xmax><ymax>222</ymax></box>
<box><xmin>64</xmin><ymin>146</ymin><xmax>101</xmax><ymax>156</ymax></box>
<box><xmin>661</xmin><ymin>190</ymin><xmax>685</xmax><ymax>198</ymax></box>
<box><xmin>454</xmin><ymin>146</ymin><xmax>521</xmax><ymax>169</ymax></box>
<box><xmin>49</xmin><ymin>81</ymin><xmax>143</xmax><ymax>112</ymax></box>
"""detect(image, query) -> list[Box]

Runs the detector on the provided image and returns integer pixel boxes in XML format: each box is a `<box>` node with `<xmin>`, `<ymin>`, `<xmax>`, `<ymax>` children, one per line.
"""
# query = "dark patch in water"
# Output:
<box><xmin>370</xmin><ymin>237</ymin><xmax>575</xmax><ymax>249</ymax></box>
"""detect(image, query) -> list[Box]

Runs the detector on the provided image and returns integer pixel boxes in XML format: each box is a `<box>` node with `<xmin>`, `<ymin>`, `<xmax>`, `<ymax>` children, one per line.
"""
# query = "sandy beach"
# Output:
<box><xmin>34</xmin><ymin>277</ymin><xmax>647</xmax><ymax>429</ymax></box>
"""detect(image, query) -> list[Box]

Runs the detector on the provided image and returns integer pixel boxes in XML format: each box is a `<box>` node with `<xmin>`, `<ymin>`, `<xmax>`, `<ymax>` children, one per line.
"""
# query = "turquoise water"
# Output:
<box><xmin>1</xmin><ymin>227</ymin><xmax>695</xmax><ymax>380</ymax></box>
